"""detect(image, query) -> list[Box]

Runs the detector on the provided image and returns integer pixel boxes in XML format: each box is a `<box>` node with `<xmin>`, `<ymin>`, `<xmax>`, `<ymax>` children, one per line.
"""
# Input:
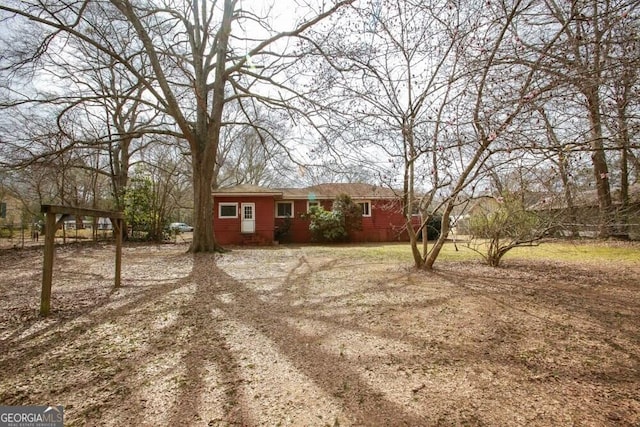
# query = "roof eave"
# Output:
<box><xmin>211</xmin><ymin>191</ymin><xmax>283</xmax><ymax>197</ymax></box>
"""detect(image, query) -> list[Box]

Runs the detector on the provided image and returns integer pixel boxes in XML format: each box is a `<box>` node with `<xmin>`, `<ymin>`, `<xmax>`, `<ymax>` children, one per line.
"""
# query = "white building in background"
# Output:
<box><xmin>62</xmin><ymin>216</ymin><xmax>113</xmax><ymax>230</ymax></box>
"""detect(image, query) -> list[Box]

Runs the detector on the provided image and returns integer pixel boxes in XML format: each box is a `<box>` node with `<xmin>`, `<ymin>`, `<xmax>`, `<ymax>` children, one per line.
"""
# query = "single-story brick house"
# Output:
<box><xmin>211</xmin><ymin>183</ymin><xmax>414</xmax><ymax>245</ymax></box>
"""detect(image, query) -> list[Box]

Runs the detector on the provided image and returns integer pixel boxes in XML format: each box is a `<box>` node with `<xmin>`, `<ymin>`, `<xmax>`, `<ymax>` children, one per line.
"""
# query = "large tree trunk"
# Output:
<box><xmin>585</xmin><ymin>88</ymin><xmax>612</xmax><ymax>238</ymax></box>
<box><xmin>188</xmin><ymin>0</ymin><xmax>232</xmax><ymax>253</ymax></box>
<box><xmin>190</xmin><ymin>150</ymin><xmax>219</xmax><ymax>252</ymax></box>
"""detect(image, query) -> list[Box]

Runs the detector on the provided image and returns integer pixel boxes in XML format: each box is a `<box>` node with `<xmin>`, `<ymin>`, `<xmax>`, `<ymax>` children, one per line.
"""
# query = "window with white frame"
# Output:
<box><xmin>218</xmin><ymin>202</ymin><xmax>238</xmax><ymax>218</ymax></box>
<box><xmin>358</xmin><ymin>201</ymin><xmax>371</xmax><ymax>217</ymax></box>
<box><xmin>276</xmin><ymin>201</ymin><xmax>294</xmax><ymax>218</ymax></box>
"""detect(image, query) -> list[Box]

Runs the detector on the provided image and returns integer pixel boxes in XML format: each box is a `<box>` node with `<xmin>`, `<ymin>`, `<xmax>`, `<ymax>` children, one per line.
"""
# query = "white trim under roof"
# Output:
<box><xmin>212</xmin><ymin>184</ymin><xmax>401</xmax><ymax>200</ymax></box>
<box><xmin>213</xmin><ymin>191</ymin><xmax>283</xmax><ymax>197</ymax></box>
<box><xmin>280</xmin><ymin>189</ymin><xmax>400</xmax><ymax>200</ymax></box>
<box><xmin>212</xmin><ymin>184</ymin><xmax>283</xmax><ymax>197</ymax></box>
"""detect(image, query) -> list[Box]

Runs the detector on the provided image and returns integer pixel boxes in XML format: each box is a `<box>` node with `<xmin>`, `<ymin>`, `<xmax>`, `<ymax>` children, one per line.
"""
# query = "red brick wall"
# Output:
<box><xmin>213</xmin><ymin>195</ymin><xmax>415</xmax><ymax>245</ymax></box>
<box><xmin>276</xmin><ymin>198</ymin><xmax>410</xmax><ymax>243</ymax></box>
<box><xmin>351</xmin><ymin>199</ymin><xmax>408</xmax><ymax>242</ymax></box>
<box><xmin>213</xmin><ymin>196</ymin><xmax>275</xmax><ymax>245</ymax></box>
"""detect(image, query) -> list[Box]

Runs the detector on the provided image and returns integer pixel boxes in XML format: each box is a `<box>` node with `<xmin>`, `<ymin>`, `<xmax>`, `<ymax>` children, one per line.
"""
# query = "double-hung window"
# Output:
<box><xmin>218</xmin><ymin>202</ymin><xmax>238</xmax><ymax>218</ymax></box>
<box><xmin>276</xmin><ymin>201</ymin><xmax>294</xmax><ymax>218</ymax></box>
<box><xmin>358</xmin><ymin>201</ymin><xmax>371</xmax><ymax>217</ymax></box>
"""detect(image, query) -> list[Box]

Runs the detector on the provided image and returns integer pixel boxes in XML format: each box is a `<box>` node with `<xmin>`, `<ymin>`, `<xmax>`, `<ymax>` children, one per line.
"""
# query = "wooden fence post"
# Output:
<box><xmin>113</xmin><ymin>218</ymin><xmax>122</xmax><ymax>288</ymax></box>
<box><xmin>39</xmin><ymin>205</ymin><xmax>124</xmax><ymax>314</ymax></box>
<box><xmin>40</xmin><ymin>211</ymin><xmax>56</xmax><ymax>316</ymax></box>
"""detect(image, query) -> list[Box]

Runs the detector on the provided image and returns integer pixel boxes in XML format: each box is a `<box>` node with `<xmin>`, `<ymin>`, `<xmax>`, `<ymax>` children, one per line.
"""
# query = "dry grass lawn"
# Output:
<box><xmin>0</xmin><ymin>241</ymin><xmax>638</xmax><ymax>426</ymax></box>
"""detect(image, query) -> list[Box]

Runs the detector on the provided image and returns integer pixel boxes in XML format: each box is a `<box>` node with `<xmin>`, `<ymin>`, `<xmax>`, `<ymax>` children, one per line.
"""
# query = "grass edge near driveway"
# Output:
<box><xmin>267</xmin><ymin>240</ymin><xmax>640</xmax><ymax>266</ymax></box>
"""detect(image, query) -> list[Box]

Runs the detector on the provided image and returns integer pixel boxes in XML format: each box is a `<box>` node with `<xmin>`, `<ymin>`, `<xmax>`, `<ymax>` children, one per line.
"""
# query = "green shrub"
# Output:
<box><xmin>307</xmin><ymin>205</ymin><xmax>346</xmax><ymax>242</ymax></box>
<box><xmin>305</xmin><ymin>194</ymin><xmax>363</xmax><ymax>243</ymax></box>
<box><xmin>332</xmin><ymin>194</ymin><xmax>363</xmax><ymax>236</ymax></box>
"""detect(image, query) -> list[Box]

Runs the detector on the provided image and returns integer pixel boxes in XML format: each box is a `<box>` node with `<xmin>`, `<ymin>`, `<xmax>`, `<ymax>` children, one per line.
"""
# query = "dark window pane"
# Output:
<box><xmin>220</xmin><ymin>204</ymin><xmax>237</xmax><ymax>217</ymax></box>
<box><xmin>277</xmin><ymin>202</ymin><xmax>292</xmax><ymax>217</ymax></box>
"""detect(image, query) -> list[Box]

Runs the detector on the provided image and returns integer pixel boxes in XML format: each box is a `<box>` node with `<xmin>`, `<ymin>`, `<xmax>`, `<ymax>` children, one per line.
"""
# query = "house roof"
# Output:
<box><xmin>530</xmin><ymin>184</ymin><xmax>640</xmax><ymax>210</ymax></box>
<box><xmin>290</xmin><ymin>183</ymin><xmax>400</xmax><ymax>200</ymax></box>
<box><xmin>211</xmin><ymin>184</ymin><xmax>283</xmax><ymax>197</ymax></box>
<box><xmin>212</xmin><ymin>183</ymin><xmax>402</xmax><ymax>200</ymax></box>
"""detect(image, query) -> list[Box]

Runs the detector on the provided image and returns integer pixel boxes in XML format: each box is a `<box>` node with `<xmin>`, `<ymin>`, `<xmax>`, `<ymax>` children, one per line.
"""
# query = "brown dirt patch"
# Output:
<box><xmin>0</xmin><ymin>243</ymin><xmax>638</xmax><ymax>426</ymax></box>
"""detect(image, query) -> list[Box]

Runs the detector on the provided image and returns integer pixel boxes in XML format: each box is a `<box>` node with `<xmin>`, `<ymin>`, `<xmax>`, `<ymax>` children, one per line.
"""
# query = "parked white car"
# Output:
<box><xmin>169</xmin><ymin>222</ymin><xmax>194</xmax><ymax>232</ymax></box>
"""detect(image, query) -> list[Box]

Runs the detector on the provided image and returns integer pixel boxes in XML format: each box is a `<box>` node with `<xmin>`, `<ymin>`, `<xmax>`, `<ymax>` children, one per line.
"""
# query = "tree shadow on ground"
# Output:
<box><xmin>0</xmin><ymin>249</ymin><xmax>246</xmax><ymax>425</ymax></box>
<box><xmin>164</xmin><ymin>252</ymin><xmax>430</xmax><ymax>425</ymax></box>
<box><xmin>432</xmin><ymin>262</ymin><xmax>640</xmax><ymax>384</ymax></box>
<box><xmin>2</xmin><ymin>247</ymin><xmax>639</xmax><ymax>425</ymax></box>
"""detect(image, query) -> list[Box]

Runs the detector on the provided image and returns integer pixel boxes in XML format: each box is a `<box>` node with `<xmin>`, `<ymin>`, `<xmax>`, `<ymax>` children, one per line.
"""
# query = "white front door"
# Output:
<box><xmin>241</xmin><ymin>203</ymin><xmax>255</xmax><ymax>233</ymax></box>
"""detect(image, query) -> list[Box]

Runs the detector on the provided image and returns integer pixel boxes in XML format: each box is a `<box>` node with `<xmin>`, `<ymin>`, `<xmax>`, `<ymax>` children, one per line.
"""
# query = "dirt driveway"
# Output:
<box><xmin>0</xmin><ymin>243</ymin><xmax>639</xmax><ymax>426</ymax></box>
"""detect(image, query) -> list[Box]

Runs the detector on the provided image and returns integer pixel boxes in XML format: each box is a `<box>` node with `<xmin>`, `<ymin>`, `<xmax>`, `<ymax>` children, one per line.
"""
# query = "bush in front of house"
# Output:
<box><xmin>333</xmin><ymin>194</ymin><xmax>363</xmax><ymax>237</ymax></box>
<box><xmin>307</xmin><ymin>205</ymin><xmax>346</xmax><ymax>242</ymax></box>
<box><xmin>306</xmin><ymin>193</ymin><xmax>363</xmax><ymax>242</ymax></box>
<box><xmin>424</xmin><ymin>213</ymin><xmax>442</xmax><ymax>240</ymax></box>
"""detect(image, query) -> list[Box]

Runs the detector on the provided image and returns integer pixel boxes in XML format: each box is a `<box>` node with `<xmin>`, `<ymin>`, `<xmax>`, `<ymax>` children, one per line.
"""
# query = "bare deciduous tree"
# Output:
<box><xmin>306</xmin><ymin>0</ymin><xmax>564</xmax><ymax>268</ymax></box>
<box><xmin>0</xmin><ymin>0</ymin><xmax>353</xmax><ymax>252</ymax></box>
